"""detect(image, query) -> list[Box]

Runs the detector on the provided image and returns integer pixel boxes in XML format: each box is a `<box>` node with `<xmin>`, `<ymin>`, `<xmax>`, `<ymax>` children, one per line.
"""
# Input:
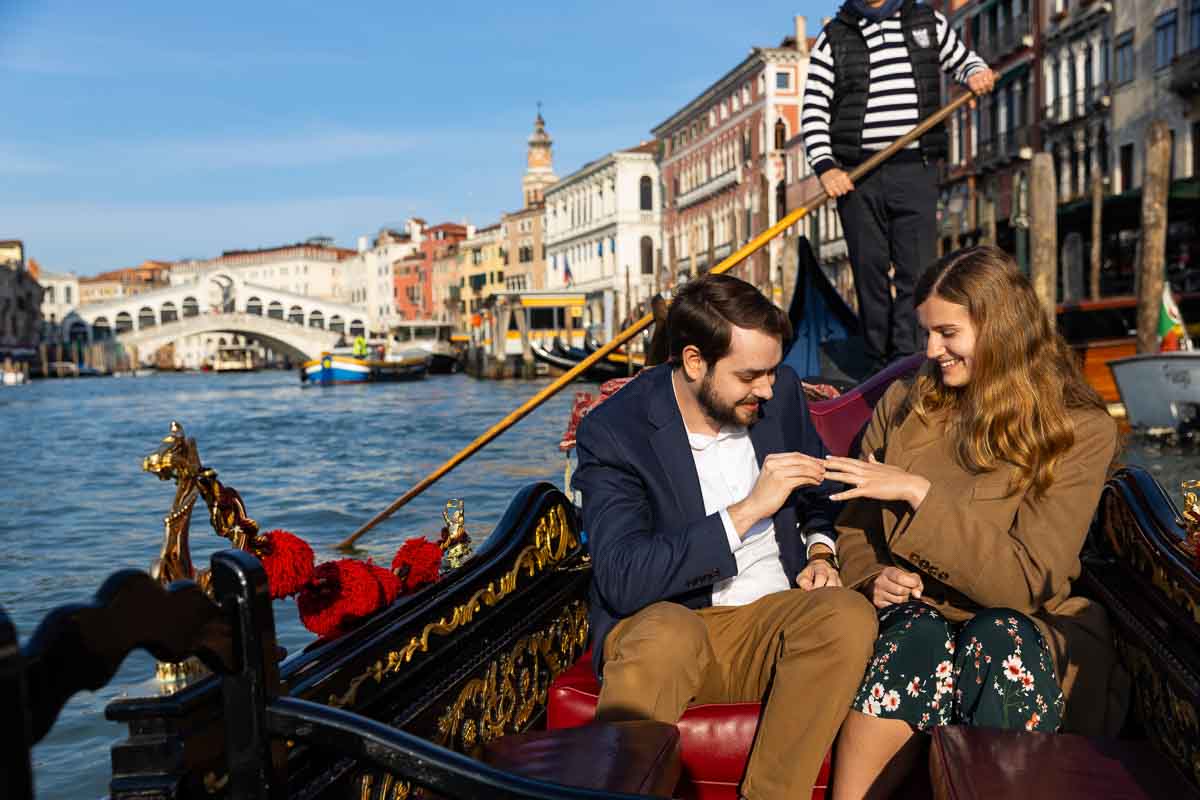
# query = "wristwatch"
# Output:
<box><xmin>808</xmin><ymin>550</ymin><xmax>841</xmax><ymax>570</ymax></box>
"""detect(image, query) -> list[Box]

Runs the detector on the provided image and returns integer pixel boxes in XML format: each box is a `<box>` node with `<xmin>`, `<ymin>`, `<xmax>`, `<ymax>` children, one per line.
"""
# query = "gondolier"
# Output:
<box><xmin>802</xmin><ymin>0</ymin><xmax>994</xmax><ymax>374</ymax></box>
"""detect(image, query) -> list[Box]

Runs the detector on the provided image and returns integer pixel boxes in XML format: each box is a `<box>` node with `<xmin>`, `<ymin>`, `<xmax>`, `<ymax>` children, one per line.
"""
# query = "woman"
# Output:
<box><xmin>822</xmin><ymin>247</ymin><xmax>1124</xmax><ymax>798</ymax></box>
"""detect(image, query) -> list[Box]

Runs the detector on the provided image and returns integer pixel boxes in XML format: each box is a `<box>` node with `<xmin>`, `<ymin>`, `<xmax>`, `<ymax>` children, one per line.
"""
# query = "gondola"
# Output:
<box><xmin>9</xmin><ymin>360</ymin><xmax>1200</xmax><ymax>799</ymax></box>
<box><xmin>530</xmin><ymin>338</ymin><xmax>632</xmax><ymax>382</ymax></box>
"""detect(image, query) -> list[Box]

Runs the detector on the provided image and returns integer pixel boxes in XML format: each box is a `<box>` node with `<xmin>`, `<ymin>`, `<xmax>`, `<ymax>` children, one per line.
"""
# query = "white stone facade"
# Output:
<box><xmin>543</xmin><ymin>146</ymin><xmax>662</xmax><ymax>340</ymax></box>
<box><xmin>38</xmin><ymin>271</ymin><xmax>80</xmax><ymax>339</ymax></box>
<box><xmin>338</xmin><ymin>221</ymin><xmax>425</xmax><ymax>333</ymax></box>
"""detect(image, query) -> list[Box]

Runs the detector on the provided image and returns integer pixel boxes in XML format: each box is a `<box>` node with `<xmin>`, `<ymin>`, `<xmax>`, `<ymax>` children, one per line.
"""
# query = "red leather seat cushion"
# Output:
<box><xmin>808</xmin><ymin>353</ymin><xmax>923</xmax><ymax>456</ymax></box>
<box><xmin>549</xmin><ymin>651</ymin><xmax>832</xmax><ymax>800</ymax></box>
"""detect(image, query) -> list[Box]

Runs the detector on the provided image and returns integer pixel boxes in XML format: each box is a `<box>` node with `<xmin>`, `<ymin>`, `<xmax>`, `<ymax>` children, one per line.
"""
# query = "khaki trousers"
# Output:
<box><xmin>596</xmin><ymin>587</ymin><xmax>877</xmax><ymax>800</ymax></box>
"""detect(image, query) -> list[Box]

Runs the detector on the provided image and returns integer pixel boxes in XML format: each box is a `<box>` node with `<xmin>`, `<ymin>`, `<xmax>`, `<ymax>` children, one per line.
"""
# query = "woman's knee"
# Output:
<box><xmin>956</xmin><ymin>608</ymin><xmax>1042</xmax><ymax>654</ymax></box>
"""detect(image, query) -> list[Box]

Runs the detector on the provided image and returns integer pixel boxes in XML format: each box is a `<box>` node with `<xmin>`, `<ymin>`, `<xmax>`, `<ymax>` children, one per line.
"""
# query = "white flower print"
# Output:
<box><xmin>907</xmin><ymin>677</ymin><xmax>922</xmax><ymax>697</ymax></box>
<box><xmin>871</xmin><ymin>683</ymin><xmax>886</xmax><ymax>700</ymax></box>
<box><xmin>883</xmin><ymin>691</ymin><xmax>901</xmax><ymax>712</ymax></box>
<box><xmin>1020</xmin><ymin>671</ymin><xmax>1036</xmax><ymax>693</ymax></box>
<box><xmin>935</xmin><ymin>661</ymin><xmax>953</xmax><ymax>680</ymax></box>
<box><xmin>1002</xmin><ymin>655</ymin><xmax>1024</xmax><ymax>682</ymax></box>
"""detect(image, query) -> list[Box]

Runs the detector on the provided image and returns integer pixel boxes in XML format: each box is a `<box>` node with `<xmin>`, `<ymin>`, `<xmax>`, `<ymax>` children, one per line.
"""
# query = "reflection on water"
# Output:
<box><xmin>3</xmin><ymin>372</ymin><xmax>1197</xmax><ymax>798</ymax></box>
<box><xmin>0</xmin><ymin>370</ymin><xmax>581</xmax><ymax>799</ymax></box>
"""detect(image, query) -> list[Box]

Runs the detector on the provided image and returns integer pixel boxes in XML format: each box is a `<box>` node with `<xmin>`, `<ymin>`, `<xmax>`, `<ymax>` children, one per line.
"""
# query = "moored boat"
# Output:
<box><xmin>1108</xmin><ymin>351</ymin><xmax>1200</xmax><ymax>429</ymax></box>
<box><xmin>301</xmin><ymin>346</ymin><xmax>429</xmax><ymax>386</ymax></box>
<box><xmin>390</xmin><ymin>320</ymin><xmax>464</xmax><ymax>374</ymax></box>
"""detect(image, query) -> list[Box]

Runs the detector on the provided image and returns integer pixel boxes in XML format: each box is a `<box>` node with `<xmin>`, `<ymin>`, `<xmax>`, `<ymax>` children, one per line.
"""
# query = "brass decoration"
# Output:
<box><xmin>355</xmin><ymin>772</ymin><xmax>413</xmax><ymax>800</ymax></box>
<box><xmin>435</xmin><ymin>600</ymin><xmax>589</xmax><ymax>754</ymax></box>
<box><xmin>440</xmin><ymin>498</ymin><xmax>473</xmax><ymax>570</ymax></box>
<box><xmin>203</xmin><ymin>771</ymin><xmax>230</xmax><ymax>794</ymax></box>
<box><xmin>1116</xmin><ymin>636</ymin><xmax>1200</xmax><ymax>788</ymax></box>
<box><xmin>1180</xmin><ymin>480</ymin><xmax>1200</xmax><ymax>558</ymax></box>
<box><xmin>144</xmin><ymin>421</ymin><xmax>260</xmax><ymax>593</ymax></box>
<box><xmin>328</xmin><ymin>503</ymin><xmax>580</xmax><ymax>709</ymax></box>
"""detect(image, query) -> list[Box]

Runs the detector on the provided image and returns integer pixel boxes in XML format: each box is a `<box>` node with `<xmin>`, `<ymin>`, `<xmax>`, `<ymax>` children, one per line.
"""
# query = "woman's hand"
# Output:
<box><xmin>824</xmin><ymin>453</ymin><xmax>931</xmax><ymax>509</ymax></box>
<box><xmin>867</xmin><ymin>566</ymin><xmax>925</xmax><ymax>609</ymax></box>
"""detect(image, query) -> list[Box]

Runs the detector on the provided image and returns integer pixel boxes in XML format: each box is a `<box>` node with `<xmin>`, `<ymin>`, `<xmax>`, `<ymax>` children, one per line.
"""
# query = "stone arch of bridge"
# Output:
<box><xmin>113</xmin><ymin>312</ymin><xmax>340</xmax><ymax>363</ymax></box>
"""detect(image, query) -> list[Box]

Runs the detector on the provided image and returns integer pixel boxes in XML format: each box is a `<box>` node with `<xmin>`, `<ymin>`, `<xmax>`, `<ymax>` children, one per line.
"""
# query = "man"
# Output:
<box><xmin>572</xmin><ymin>274</ymin><xmax>877</xmax><ymax>799</ymax></box>
<box><xmin>802</xmin><ymin>0</ymin><xmax>994</xmax><ymax>374</ymax></box>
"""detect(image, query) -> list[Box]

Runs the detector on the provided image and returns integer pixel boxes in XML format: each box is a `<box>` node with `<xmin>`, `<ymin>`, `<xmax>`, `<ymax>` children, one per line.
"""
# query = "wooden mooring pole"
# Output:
<box><xmin>1090</xmin><ymin>172</ymin><xmax>1103</xmax><ymax>301</ymax></box>
<box><xmin>1029</xmin><ymin>152</ymin><xmax>1058</xmax><ymax>315</ymax></box>
<box><xmin>1137</xmin><ymin>120</ymin><xmax>1172</xmax><ymax>354</ymax></box>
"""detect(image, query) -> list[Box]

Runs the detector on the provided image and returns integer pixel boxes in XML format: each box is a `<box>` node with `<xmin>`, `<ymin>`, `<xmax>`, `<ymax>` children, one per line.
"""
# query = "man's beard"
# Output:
<box><xmin>698</xmin><ymin>370</ymin><xmax>760</xmax><ymax>428</ymax></box>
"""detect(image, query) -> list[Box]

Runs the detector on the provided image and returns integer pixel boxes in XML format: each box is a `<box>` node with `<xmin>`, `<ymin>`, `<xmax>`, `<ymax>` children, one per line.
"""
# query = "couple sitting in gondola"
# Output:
<box><xmin>571</xmin><ymin>247</ymin><xmax>1124</xmax><ymax>800</ymax></box>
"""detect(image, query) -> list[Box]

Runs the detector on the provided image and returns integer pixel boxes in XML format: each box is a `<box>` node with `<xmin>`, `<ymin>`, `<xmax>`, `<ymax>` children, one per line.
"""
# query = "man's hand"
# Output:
<box><xmin>967</xmin><ymin>68</ymin><xmax>996</xmax><ymax>95</ymax></box>
<box><xmin>797</xmin><ymin>545</ymin><xmax>842</xmax><ymax>591</ymax></box>
<box><xmin>727</xmin><ymin>452</ymin><xmax>825</xmax><ymax>536</ymax></box>
<box><xmin>824</xmin><ymin>453</ymin><xmax>931</xmax><ymax>510</ymax></box>
<box><xmin>867</xmin><ymin>566</ymin><xmax>924</xmax><ymax>609</ymax></box>
<box><xmin>819</xmin><ymin>168</ymin><xmax>854</xmax><ymax>198</ymax></box>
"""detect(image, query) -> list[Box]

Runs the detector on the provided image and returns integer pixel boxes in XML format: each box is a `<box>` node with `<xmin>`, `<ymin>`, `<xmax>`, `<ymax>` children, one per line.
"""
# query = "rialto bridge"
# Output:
<box><xmin>57</xmin><ymin>271</ymin><xmax>369</xmax><ymax>361</ymax></box>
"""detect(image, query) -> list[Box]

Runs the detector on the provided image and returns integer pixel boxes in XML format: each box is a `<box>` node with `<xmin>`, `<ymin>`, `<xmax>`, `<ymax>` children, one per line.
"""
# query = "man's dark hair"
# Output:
<box><xmin>667</xmin><ymin>273</ymin><xmax>792</xmax><ymax>367</ymax></box>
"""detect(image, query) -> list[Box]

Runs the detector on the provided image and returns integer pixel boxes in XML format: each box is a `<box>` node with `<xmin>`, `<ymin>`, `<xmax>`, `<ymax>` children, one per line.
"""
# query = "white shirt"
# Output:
<box><xmin>685</xmin><ymin>425</ymin><xmax>838</xmax><ymax>608</ymax></box>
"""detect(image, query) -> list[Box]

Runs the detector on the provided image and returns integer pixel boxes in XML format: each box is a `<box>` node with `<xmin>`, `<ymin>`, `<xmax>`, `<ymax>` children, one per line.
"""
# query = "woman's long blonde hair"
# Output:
<box><xmin>909</xmin><ymin>246</ymin><xmax>1105</xmax><ymax>497</ymax></box>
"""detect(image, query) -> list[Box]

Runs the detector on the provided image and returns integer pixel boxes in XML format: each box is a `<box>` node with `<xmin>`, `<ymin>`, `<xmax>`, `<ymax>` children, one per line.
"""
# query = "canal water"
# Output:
<box><xmin>1</xmin><ymin>369</ymin><xmax>1196</xmax><ymax>798</ymax></box>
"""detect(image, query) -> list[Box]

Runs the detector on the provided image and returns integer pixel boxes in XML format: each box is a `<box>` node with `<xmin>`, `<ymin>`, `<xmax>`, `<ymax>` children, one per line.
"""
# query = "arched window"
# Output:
<box><xmin>329</xmin><ymin>315</ymin><xmax>345</xmax><ymax>334</ymax></box>
<box><xmin>138</xmin><ymin>306</ymin><xmax>156</xmax><ymax>328</ymax></box>
<box><xmin>639</xmin><ymin>176</ymin><xmax>653</xmax><ymax>211</ymax></box>
<box><xmin>93</xmin><ymin>317</ymin><xmax>112</xmax><ymax>339</ymax></box>
<box><xmin>115</xmin><ymin>312</ymin><xmax>133</xmax><ymax>333</ymax></box>
<box><xmin>182</xmin><ymin>297</ymin><xmax>199</xmax><ymax>318</ymax></box>
<box><xmin>246</xmin><ymin>297</ymin><xmax>263</xmax><ymax>316</ymax></box>
<box><xmin>349</xmin><ymin>319</ymin><xmax>366</xmax><ymax>337</ymax></box>
<box><xmin>640</xmin><ymin>236</ymin><xmax>654</xmax><ymax>275</ymax></box>
<box><xmin>309</xmin><ymin>310</ymin><xmax>324</xmax><ymax>329</ymax></box>
<box><xmin>267</xmin><ymin>301</ymin><xmax>284</xmax><ymax>320</ymax></box>
<box><xmin>288</xmin><ymin>306</ymin><xmax>304</xmax><ymax>325</ymax></box>
<box><xmin>160</xmin><ymin>301</ymin><xmax>178</xmax><ymax>323</ymax></box>
<box><xmin>774</xmin><ymin>119</ymin><xmax>787</xmax><ymax>151</ymax></box>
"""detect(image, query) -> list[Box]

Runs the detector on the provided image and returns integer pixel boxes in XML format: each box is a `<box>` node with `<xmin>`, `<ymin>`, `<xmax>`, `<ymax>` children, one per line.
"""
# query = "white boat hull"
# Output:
<box><xmin>1108</xmin><ymin>353</ymin><xmax>1200</xmax><ymax>429</ymax></box>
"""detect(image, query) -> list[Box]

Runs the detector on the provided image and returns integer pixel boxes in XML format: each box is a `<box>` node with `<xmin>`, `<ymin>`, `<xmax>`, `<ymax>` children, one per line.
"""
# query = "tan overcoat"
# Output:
<box><xmin>837</xmin><ymin>380</ymin><xmax>1128</xmax><ymax>735</ymax></box>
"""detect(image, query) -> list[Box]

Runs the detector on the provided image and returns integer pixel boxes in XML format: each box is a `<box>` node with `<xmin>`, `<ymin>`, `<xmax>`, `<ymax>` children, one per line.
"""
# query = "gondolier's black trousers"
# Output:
<box><xmin>836</xmin><ymin>156</ymin><xmax>938</xmax><ymax>373</ymax></box>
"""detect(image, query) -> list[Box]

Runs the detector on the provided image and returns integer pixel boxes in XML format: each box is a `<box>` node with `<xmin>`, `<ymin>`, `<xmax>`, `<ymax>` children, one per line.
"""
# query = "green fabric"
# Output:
<box><xmin>851</xmin><ymin>602</ymin><xmax>1063</xmax><ymax>731</ymax></box>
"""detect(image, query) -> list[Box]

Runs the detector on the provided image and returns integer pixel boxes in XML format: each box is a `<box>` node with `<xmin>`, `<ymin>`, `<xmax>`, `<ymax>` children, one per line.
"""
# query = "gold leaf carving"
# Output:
<box><xmin>329</xmin><ymin>504</ymin><xmax>579</xmax><ymax>709</ymax></box>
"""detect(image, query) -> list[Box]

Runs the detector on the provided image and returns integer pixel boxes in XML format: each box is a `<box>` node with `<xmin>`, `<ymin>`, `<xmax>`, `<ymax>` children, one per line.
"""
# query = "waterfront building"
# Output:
<box><xmin>497</xmin><ymin>112</ymin><xmax>560</xmax><ymax>296</ymax></box>
<box><xmin>543</xmin><ymin>142</ymin><xmax>662</xmax><ymax>341</ymax></box>
<box><xmin>340</xmin><ymin>221</ymin><xmax>425</xmax><ymax>333</ymax></box>
<box><xmin>169</xmin><ymin>239</ymin><xmax>356</xmax><ymax>305</ymax></box>
<box><xmin>460</xmin><ymin>224</ymin><xmax>506</xmax><ymax>340</ymax></box>
<box><xmin>936</xmin><ymin>0</ymin><xmax>1042</xmax><ymax>270</ymax></box>
<box><xmin>430</xmin><ymin>239</ymin><xmax>467</xmax><ymax>324</ymax></box>
<box><xmin>394</xmin><ymin>222</ymin><xmax>470</xmax><ymax>320</ymax></box>
<box><xmin>0</xmin><ymin>240</ymin><xmax>44</xmax><ymax>354</ymax></box>
<box><xmin>652</xmin><ymin>17</ymin><xmax>812</xmax><ymax>294</ymax></box>
<box><xmin>38</xmin><ymin>270</ymin><xmax>80</xmax><ymax>340</ymax></box>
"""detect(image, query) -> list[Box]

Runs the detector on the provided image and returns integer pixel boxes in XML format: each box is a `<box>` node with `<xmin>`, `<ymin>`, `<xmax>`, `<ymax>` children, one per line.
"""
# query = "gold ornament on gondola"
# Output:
<box><xmin>1181</xmin><ymin>480</ymin><xmax>1200</xmax><ymax>564</ymax></box>
<box><xmin>440</xmin><ymin>498</ymin><xmax>473</xmax><ymax>570</ymax></box>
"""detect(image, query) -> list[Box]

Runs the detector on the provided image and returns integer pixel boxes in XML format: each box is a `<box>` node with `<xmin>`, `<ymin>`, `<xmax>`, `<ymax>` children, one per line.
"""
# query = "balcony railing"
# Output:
<box><xmin>1042</xmin><ymin>84</ymin><xmax>1111</xmax><ymax>126</ymax></box>
<box><xmin>975</xmin><ymin>17</ymin><xmax>1033</xmax><ymax>63</ymax></box>
<box><xmin>674</xmin><ymin>167</ymin><xmax>740</xmax><ymax>211</ymax></box>
<box><xmin>1170</xmin><ymin>49</ymin><xmax>1200</xmax><ymax>97</ymax></box>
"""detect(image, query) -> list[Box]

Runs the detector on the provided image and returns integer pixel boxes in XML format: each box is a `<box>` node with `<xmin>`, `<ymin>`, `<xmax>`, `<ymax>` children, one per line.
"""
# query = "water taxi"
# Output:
<box><xmin>390</xmin><ymin>320</ymin><xmax>464</xmax><ymax>374</ymax></box>
<box><xmin>300</xmin><ymin>343</ymin><xmax>429</xmax><ymax>385</ymax></box>
<box><xmin>209</xmin><ymin>345</ymin><xmax>259</xmax><ymax>373</ymax></box>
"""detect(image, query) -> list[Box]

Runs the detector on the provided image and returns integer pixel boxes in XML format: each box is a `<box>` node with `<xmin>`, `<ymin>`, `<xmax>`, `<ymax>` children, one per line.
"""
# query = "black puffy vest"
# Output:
<box><xmin>825</xmin><ymin>0</ymin><xmax>947</xmax><ymax>165</ymax></box>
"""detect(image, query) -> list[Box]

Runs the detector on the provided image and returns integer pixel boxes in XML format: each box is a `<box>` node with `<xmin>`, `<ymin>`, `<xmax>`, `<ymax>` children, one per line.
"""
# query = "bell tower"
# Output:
<box><xmin>522</xmin><ymin>104</ymin><xmax>558</xmax><ymax>207</ymax></box>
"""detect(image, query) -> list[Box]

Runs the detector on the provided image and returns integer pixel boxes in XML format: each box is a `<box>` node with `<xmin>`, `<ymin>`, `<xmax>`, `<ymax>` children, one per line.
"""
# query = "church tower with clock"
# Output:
<box><xmin>522</xmin><ymin>106</ymin><xmax>558</xmax><ymax>208</ymax></box>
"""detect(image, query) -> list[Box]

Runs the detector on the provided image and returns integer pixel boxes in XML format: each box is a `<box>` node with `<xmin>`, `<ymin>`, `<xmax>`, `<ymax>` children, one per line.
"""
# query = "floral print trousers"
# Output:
<box><xmin>851</xmin><ymin>602</ymin><xmax>1063</xmax><ymax>732</ymax></box>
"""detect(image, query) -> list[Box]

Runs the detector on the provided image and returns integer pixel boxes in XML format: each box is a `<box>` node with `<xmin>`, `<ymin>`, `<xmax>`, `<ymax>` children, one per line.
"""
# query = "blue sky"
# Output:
<box><xmin>2</xmin><ymin>0</ymin><xmax>827</xmax><ymax>276</ymax></box>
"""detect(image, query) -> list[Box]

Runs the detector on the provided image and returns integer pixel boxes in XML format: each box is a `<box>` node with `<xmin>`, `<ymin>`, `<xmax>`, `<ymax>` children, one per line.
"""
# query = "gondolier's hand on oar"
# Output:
<box><xmin>966</xmin><ymin>67</ymin><xmax>997</xmax><ymax>96</ymax></box>
<box><xmin>819</xmin><ymin>168</ymin><xmax>855</xmax><ymax>198</ymax></box>
<box><xmin>868</xmin><ymin>567</ymin><xmax>925</xmax><ymax>609</ymax></box>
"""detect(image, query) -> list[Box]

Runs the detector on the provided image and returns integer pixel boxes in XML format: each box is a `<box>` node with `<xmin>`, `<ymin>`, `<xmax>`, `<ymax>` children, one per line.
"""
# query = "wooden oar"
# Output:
<box><xmin>336</xmin><ymin>89</ymin><xmax>978</xmax><ymax>551</ymax></box>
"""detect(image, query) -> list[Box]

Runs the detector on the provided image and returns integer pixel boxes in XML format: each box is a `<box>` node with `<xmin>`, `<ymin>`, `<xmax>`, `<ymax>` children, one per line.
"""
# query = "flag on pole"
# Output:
<box><xmin>1159</xmin><ymin>285</ymin><xmax>1194</xmax><ymax>351</ymax></box>
<box><xmin>564</xmin><ymin>256</ymin><xmax>573</xmax><ymax>288</ymax></box>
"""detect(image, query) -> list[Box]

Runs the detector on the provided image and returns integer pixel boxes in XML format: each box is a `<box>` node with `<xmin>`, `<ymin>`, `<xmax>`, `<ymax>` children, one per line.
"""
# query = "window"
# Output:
<box><xmin>774</xmin><ymin>119</ymin><xmax>787</xmax><ymax>150</ymax></box>
<box><xmin>1191</xmin><ymin>0</ymin><xmax>1200</xmax><ymax>51</ymax></box>
<box><xmin>639</xmin><ymin>176</ymin><xmax>653</xmax><ymax>210</ymax></box>
<box><xmin>1156</xmin><ymin>10</ymin><xmax>1178</xmax><ymax>69</ymax></box>
<box><xmin>1120</xmin><ymin>143</ymin><xmax>1135</xmax><ymax>192</ymax></box>
<box><xmin>641</xmin><ymin>237</ymin><xmax>654</xmax><ymax>275</ymax></box>
<box><xmin>776</xmin><ymin>71</ymin><xmax>790</xmax><ymax>90</ymax></box>
<box><xmin>1115</xmin><ymin>32</ymin><xmax>1134</xmax><ymax>84</ymax></box>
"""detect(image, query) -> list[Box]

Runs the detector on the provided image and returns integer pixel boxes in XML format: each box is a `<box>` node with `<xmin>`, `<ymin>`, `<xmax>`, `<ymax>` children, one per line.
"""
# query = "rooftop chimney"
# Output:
<box><xmin>795</xmin><ymin>16</ymin><xmax>808</xmax><ymax>55</ymax></box>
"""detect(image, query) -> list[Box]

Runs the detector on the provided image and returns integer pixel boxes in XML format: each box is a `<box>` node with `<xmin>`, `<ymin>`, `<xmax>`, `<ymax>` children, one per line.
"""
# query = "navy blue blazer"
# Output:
<box><xmin>572</xmin><ymin>362</ymin><xmax>840</xmax><ymax>678</ymax></box>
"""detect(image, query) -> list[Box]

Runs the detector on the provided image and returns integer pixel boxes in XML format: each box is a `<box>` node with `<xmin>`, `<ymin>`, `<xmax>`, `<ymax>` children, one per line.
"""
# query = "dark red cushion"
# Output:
<box><xmin>483</xmin><ymin>720</ymin><xmax>682</xmax><ymax>797</ymax></box>
<box><xmin>808</xmin><ymin>354</ymin><xmax>923</xmax><ymax>456</ymax></box>
<box><xmin>548</xmin><ymin>651</ymin><xmax>832</xmax><ymax>800</ymax></box>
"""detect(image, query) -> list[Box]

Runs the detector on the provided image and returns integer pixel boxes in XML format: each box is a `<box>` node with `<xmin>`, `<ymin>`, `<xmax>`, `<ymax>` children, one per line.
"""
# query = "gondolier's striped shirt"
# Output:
<box><xmin>802</xmin><ymin>10</ymin><xmax>987</xmax><ymax>175</ymax></box>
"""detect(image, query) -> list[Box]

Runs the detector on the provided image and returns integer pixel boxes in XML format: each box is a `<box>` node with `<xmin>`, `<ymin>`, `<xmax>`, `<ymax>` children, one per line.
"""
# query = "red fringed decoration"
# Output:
<box><xmin>390</xmin><ymin>537</ymin><xmax>444</xmax><ymax>594</ymax></box>
<box><xmin>252</xmin><ymin>529</ymin><xmax>315</xmax><ymax>600</ymax></box>
<box><xmin>296</xmin><ymin>559</ymin><xmax>384</xmax><ymax>638</ymax></box>
<box><xmin>369</xmin><ymin>562</ymin><xmax>402</xmax><ymax>605</ymax></box>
